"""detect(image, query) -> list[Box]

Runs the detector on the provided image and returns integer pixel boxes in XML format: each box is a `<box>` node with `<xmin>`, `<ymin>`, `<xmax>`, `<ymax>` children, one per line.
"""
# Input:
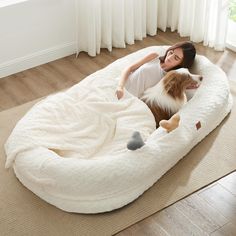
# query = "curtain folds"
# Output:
<box><xmin>75</xmin><ymin>0</ymin><xmax>229</xmax><ymax>56</ymax></box>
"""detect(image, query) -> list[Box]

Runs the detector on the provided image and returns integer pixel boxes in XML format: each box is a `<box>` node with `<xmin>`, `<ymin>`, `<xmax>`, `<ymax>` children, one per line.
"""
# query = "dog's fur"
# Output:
<box><xmin>141</xmin><ymin>68</ymin><xmax>202</xmax><ymax>128</ymax></box>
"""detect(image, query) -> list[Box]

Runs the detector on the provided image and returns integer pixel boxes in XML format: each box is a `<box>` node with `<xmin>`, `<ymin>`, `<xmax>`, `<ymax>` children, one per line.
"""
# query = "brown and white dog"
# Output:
<box><xmin>141</xmin><ymin>68</ymin><xmax>202</xmax><ymax>128</ymax></box>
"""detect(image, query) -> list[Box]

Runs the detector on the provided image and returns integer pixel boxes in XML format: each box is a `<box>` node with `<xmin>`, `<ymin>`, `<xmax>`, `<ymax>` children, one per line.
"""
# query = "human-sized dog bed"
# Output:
<box><xmin>4</xmin><ymin>46</ymin><xmax>233</xmax><ymax>213</ymax></box>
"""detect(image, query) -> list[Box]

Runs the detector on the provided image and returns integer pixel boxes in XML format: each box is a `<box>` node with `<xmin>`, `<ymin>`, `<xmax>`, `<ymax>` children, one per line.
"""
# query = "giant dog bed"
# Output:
<box><xmin>4</xmin><ymin>46</ymin><xmax>233</xmax><ymax>213</ymax></box>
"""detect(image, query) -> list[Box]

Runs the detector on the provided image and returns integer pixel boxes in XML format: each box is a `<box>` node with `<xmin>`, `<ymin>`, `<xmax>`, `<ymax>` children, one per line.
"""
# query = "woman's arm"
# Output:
<box><xmin>116</xmin><ymin>52</ymin><xmax>158</xmax><ymax>99</ymax></box>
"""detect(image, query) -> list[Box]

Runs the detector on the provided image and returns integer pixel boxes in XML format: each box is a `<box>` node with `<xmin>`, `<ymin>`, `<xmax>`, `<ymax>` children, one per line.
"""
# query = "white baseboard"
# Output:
<box><xmin>226</xmin><ymin>42</ymin><xmax>236</xmax><ymax>53</ymax></box>
<box><xmin>0</xmin><ymin>42</ymin><xmax>76</xmax><ymax>79</ymax></box>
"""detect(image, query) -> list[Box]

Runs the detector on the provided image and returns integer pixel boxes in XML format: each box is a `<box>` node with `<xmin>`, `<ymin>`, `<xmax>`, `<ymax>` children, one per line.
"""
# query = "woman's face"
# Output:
<box><xmin>161</xmin><ymin>48</ymin><xmax>184</xmax><ymax>71</ymax></box>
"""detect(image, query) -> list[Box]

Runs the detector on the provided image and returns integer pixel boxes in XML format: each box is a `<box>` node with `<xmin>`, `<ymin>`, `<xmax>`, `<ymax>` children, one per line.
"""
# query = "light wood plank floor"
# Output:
<box><xmin>1</xmin><ymin>29</ymin><xmax>236</xmax><ymax>236</ymax></box>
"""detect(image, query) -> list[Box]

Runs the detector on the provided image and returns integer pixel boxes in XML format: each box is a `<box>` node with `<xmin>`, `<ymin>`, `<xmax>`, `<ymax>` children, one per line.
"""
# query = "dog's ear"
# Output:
<box><xmin>163</xmin><ymin>71</ymin><xmax>175</xmax><ymax>87</ymax></box>
<box><xmin>163</xmin><ymin>71</ymin><xmax>183</xmax><ymax>99</ymax></box>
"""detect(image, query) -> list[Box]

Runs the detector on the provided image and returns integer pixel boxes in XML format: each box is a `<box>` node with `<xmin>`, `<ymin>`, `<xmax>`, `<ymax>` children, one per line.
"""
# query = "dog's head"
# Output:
<box><xmin>163</xmin><ymin>68</ymin><xmax>202</xmax><ymax>99</ymax></box>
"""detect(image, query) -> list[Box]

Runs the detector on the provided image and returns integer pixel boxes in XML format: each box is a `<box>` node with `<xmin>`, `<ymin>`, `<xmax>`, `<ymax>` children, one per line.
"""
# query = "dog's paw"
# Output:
<box><xmin>127</xmin><ymin>131</ymin><xmax>145</xmax><ymax>150</ymax></box>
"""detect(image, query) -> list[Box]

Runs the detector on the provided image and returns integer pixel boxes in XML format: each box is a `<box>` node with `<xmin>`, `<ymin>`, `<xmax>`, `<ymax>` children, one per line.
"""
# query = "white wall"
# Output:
<box><xmin>0</xmin><ymin>0</ymin><xmax>76</xmax><ymax>78</ymax></box>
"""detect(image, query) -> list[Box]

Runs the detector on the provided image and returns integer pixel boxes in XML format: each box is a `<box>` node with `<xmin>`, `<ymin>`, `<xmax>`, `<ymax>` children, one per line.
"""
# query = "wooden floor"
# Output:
<box><xmin>1</xmin><ymin>29</ymin><xmax>236</xmax><ymax>236</ymax></box>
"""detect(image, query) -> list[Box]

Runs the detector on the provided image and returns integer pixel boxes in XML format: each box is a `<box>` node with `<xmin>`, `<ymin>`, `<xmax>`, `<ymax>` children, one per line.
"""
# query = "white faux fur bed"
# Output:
<box><xmin>4</xmin><ymin>46</ymin><xmax>233</xmax><ymax>213</ymax></box>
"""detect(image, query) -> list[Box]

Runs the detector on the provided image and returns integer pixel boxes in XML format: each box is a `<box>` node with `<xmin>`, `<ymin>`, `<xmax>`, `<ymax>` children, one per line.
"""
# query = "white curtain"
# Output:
<box><xmin>177</xmin><ymin>0</ymin><xmax>229</xmax><ymax>50</ymax></box>
<box><xmin>75</xmin><ymin>0</ymin><xmax>229</xmax><ymax>56</ymax></box>
<box><xmin>152</xmin><ymin>0</ymin><xmax>229</xmax><ymax>50</ymax></box>
<box><xmin>75</xmin><ymin>0</ymin><xmax>158</xmax><ymax>56</ymax></box>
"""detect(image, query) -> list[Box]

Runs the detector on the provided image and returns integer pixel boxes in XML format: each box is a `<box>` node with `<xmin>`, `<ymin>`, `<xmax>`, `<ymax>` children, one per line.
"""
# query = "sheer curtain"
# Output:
<box><xmin>75</xmin><ymin>0</ymin><xmax>155</xmax><ymax>56</ymax></box>
<box><xmin>177</xmin><ymin>0</ymin><xmax>229</xmax><ymax>50</ymax></box>
<box><xmin>151</xmin><ymin>0</ymin><xmax>229</xmax><ymax>50</ymax></box>
<box><xmin>75</xmin><ymin>0</ymin><xmax>229</xmax><ymax>56</ymax></box>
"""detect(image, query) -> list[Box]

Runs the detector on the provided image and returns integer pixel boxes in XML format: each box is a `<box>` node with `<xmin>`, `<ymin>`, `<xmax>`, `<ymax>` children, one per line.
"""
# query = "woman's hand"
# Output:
<box><xmin>116</xmin><ymin>86</ymin><xmax>124</xmax><ymax>99</ymax></box>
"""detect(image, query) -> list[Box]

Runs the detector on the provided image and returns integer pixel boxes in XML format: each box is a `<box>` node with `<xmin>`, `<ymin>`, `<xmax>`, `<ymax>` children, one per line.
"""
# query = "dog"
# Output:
<box><xmin>141</xmin><ymin>68</ymin><xmax>202</xmax><ymax>128</ymax></box>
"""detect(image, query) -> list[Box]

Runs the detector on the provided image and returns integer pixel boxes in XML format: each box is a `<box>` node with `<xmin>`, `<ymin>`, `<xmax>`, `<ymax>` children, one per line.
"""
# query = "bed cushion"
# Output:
<box><xmin>4</xmin><ymin>46</ymin><xmax>233</xmax><ymax>213</ymax></box>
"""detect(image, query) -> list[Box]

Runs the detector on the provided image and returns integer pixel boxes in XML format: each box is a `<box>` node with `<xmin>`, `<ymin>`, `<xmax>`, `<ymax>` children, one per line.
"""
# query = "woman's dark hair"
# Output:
<box><xmin>159</xmin><ymin>41</ymin><xmax>196</xmax><ymax>70</ymax></box>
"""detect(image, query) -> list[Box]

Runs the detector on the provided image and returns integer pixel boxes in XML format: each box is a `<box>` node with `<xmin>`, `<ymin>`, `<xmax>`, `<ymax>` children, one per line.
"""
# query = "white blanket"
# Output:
<box><xmin>5</xmin><ymin>76</ymin><xmax>155</xmax><ymax>167</ymax></box>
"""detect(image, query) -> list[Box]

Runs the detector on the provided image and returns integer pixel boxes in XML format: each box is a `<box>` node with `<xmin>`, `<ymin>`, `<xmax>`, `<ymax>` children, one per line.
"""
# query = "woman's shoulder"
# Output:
<box><xmin>143</xmin><ymin>52</ymin><xmax>160</xmax><ymax>64</ymax></box>
<box><xmin>140</xmin><ymin>52</ymin><xmax>159</xmax><ymax>61</ymax></box>
<box><xmin>146</xmin><ymin>52</ymin><xmax>159</xmax><ymax>58</ymax></box>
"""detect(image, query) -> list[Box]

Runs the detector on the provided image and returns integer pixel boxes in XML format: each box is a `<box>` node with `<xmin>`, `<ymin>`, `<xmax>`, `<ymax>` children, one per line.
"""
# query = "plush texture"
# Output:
<box><xmin>4</xmin><ymin>46</ymin><xmax>233</xmax><ymax>213</ymax></box>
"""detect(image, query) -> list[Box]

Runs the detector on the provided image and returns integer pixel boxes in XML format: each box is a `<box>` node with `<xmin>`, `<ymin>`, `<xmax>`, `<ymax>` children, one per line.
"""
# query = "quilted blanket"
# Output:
<box><xmin>5</xmin><ymin>76</ymin><xmax>155</xmax><ymax>168</ymax></box>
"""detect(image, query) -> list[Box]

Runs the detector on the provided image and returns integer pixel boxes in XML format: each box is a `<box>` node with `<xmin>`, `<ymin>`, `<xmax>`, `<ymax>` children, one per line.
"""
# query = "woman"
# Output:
<box><xmin>116</xmin><ymin>41</ymin><xmax>196</xmax><ymax>99</ymax></box>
